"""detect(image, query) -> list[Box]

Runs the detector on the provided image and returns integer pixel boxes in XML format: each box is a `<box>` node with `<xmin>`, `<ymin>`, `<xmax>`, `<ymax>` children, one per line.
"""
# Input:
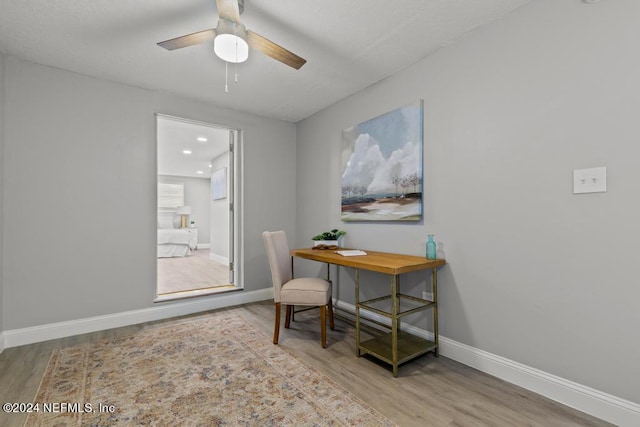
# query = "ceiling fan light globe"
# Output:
<box><xmin>214</xmin><ymin>34</ymin><xmax>249</xmax><ymax>63</ymax></box>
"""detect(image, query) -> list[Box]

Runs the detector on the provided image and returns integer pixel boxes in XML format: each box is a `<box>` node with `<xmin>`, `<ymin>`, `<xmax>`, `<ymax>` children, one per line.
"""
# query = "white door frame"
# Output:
<box><xmin>155</xmin><ymin>113</ymin><xmax>243</xmax><ymax>299</ymax></box>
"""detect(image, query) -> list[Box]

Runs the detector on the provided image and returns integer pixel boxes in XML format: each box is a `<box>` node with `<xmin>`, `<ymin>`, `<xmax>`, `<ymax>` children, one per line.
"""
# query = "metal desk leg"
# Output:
<box><xmin>395</xmin><ymin>274</ymin><xmax>402</xmax><ymax>336</ymax></box>
<box><xmin>391</xmin><ymin>274</ymin><xmax>399</xmax><ymax>377</ymax></box>
<box><xmin>355</xmin><ymin>268</ymin><xmax>361</xmax><ymax>357</ymax></box>
<box><xmin>432</xmin><ymin>267</ymin><xmax>439</xmax><ymax>357</ymax></box>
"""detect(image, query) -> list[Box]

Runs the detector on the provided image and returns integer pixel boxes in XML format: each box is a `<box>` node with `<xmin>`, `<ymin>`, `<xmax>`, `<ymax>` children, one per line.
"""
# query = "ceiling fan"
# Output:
<box><xmin>157</xmin><ymin>0</ymin><xmax>306</xmax><ymax>70</ymax></box>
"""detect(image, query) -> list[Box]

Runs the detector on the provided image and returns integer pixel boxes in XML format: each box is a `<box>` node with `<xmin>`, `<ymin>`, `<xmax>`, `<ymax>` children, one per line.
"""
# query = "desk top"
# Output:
<box><xmin>290</xmin><ymin>248</ymin><xmax>445</xmax><ymax>275</ymax></box>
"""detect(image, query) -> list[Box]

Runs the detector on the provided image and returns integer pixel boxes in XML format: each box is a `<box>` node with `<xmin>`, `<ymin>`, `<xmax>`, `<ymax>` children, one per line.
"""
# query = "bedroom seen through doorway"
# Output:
<box><xmin>155</xmin><ymin>114</ymin><xmax>238</xmax><ymax>301</ymax></box>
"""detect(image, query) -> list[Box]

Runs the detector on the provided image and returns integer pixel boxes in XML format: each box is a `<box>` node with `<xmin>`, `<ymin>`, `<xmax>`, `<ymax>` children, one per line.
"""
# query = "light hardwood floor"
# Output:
<box><xmin>0</xmin><ymin>301</ymin><xmax>611</xmax><ymax>427</ymax></box>
<box><xmin>157</xmin><ymin>248</ymin><xmax>230</xmax><ymax>295</ymax></box>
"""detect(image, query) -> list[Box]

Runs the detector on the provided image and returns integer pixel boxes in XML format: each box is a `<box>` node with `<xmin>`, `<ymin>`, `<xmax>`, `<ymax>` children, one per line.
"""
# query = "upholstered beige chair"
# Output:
<box><xmin>262</xmin><ymin>231</ymin><xmax>334</xmax><ymax>347</ymax></box>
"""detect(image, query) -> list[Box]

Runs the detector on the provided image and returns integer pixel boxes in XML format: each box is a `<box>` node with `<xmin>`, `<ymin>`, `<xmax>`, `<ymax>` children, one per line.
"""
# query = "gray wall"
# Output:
<box><xmin>296</xmin><ymin>0</ymin><xmax>640</xmax><ymax>404</ymax></box>
<box><xmin>0</xmin><ymin>52</ymin><xmax>5</xmax><ymax>338</ymax></box>
<box><xmin>210</xmin><ymin>152</ymin><xmax>230</xmax><ymax>262</ymax></box>
<box><xmin>158</xmin><ymin>174</ymin><xmax>211</xmax><ymax>245</ymax></box>
<box><xmin>3</xmin><ymin>56</ymin><xmax>296</xmax><ymax>330</ymax></box>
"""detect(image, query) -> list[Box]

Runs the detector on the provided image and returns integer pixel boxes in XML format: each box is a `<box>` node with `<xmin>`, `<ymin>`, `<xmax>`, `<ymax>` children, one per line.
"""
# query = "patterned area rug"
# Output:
<box><xmin>26</xmin><ymin>311</ymin><xmax>395</xmax><ymax>426</ymax></box>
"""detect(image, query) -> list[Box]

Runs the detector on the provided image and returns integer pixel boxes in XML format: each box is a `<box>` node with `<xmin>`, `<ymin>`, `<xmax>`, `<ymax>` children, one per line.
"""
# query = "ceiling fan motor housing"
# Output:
<box><xmin>214</xmin><ymin>19</ymin><xmax>249</xmax><ymax>63</ymax></box>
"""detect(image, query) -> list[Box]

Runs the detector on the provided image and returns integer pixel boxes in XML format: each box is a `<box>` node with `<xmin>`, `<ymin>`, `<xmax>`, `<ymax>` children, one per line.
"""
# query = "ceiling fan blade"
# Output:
<box><xmin>216</xmin><ymin>0</ymin><xmax>241</xmax><ymax>24</ymax></box>
<box><xmin>157</xmin><ymin>29</ymin><xmax>216</xmax><ymax>51</ymax></box>
<box><xmin>247</xmin><ymin>31</ymin><xmax>307</xmax><ymax>70</ymax></box>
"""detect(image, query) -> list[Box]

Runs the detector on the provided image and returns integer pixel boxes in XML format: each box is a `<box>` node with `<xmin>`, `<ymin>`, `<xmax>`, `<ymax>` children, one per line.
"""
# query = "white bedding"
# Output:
<box><xmin>158</xmin><ymin>229</ymin><xmax>192</xmax><ymax>245</ymax></box>
<box><xmin>157</xmin><ymin>229</ymin><xmax>196</xmax><ymax>258</ymax></box>
<box><xmin>157</xmin><ymin>243</ymin><xmax>191</xmax><ymax>258</ymax></box>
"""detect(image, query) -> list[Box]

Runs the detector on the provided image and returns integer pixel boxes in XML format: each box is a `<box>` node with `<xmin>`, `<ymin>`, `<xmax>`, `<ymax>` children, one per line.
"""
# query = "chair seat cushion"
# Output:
<box><xmin>280</xmin><ymin>278</ymin><xmax>331</xmax><ymax>305</ymax></box>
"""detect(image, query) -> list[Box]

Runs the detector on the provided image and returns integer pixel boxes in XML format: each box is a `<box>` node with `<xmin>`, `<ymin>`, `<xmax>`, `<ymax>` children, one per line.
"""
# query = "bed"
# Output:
<box><xmin>157</xmin><ymin>217</ymin><xmax>197</xmax><ymax>258</ymax></box>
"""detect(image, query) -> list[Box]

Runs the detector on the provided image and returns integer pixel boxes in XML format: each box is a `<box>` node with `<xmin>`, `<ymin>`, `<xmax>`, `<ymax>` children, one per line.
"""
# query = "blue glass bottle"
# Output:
<box><xmin>426</xmin><ymin>235</ymin><xmax>437</xmax><ymax>259</ymax></box>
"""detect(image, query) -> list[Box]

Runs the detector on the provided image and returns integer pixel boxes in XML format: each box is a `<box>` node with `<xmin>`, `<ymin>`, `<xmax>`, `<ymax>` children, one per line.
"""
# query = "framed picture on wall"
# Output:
<box><xmin>211</xmin><ymin>167</ymin><xmax>227</xmax><ymax>200</ymax></box>
<box><xmin>341</xmin><ymin>100</ymin><xmax>424</xmax><ymax>221</ymax></box>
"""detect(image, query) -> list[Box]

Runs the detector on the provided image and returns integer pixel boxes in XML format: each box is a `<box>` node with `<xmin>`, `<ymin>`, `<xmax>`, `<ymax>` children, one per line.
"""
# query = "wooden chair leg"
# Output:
<box><xmin>273</xmin><ymin>302</ymin><xmax>281</xmax><ymax>344</ymax></box>
<box><xmin>328</xmin><ymin>298</ymin><xmax>335</xmax><ymax>330</ymax></box>
<box><xmin>285</xmin><ymin>305</ymin><xmax>292</xmax><ymax>328</ymax></box>
<box><xmin>320</xmin><ymin>304</ymin><xmax>327</xmax><ymax>348</ymax></box>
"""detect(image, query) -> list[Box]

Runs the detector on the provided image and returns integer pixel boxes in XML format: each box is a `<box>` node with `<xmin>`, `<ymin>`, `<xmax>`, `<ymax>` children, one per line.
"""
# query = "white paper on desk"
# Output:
<box><xmin>335</xmin><ymin>250</ymin><xmax>367</xmax><ymax>256</ymax></box>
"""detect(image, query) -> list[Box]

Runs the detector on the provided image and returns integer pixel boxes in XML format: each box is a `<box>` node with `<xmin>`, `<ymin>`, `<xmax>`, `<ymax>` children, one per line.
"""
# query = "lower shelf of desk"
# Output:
<box><xmin>358</xmin><ymin>330</ymin><xmax>437</xmax><ymax>366</ymax></box>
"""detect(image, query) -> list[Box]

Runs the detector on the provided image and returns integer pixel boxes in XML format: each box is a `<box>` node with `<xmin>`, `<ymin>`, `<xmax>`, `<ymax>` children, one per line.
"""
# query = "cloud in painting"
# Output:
<box><xmin>368</xmin><ymin>142</ymin><xmax>420</xmax><ymax>193</ymax></box>
<box><xmin>342</xmin><ymin>133</ymin><xmax>420</xmax><ymax>194</ymax></box>
<box><xmin>341</xmin><ymin>133</ymin><xmax>385</xmax><ymax>188</ymax></box>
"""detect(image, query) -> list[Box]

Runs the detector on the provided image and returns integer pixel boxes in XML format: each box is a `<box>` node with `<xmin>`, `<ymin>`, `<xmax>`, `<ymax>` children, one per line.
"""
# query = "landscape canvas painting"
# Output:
<box><xmin>211</xmin><ymin>167</ymin><xmax>227</xmax><ymax>200</ymax></box>
<box><xmin>341</xmin><ymin>101</ymin><xmax>423</xmax><ymax>221</ymax></box>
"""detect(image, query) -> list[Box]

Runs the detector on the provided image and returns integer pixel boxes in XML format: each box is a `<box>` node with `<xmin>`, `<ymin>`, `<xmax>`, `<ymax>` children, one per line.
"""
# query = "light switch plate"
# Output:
<box><xmin>573</xmin><ymin>167</ymin><xmax>606</xmax><ymax>194</ymax></box>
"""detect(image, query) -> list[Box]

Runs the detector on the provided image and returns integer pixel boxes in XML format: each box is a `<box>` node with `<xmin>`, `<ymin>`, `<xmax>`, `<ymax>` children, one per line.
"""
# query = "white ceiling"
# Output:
<box><xmin>0</xmin><ymin>0</ymin><xmax>533</xmax><ymax>123</ymax></box>
<box><xmin>157</xmin><ymin>116</ymin><xmax>230</xmax><ymax>179</ymax></box>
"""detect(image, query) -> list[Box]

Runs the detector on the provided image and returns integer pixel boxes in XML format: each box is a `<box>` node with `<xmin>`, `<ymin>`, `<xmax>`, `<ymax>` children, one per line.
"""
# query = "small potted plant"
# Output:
<box><xmin>190</xmin><ymin>220</ymin><xmax>196</xmax><ymax>228</ymax></box>
<box><xmin>312</xmin><ymin>229</ymin><xmax>346</xmax><ymax>247</ymax></box>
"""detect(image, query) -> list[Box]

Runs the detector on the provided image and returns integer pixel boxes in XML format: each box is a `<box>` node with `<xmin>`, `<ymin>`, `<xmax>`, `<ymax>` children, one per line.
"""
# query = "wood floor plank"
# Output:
<box><xmin>157</xmin><ymin>248</ymin><xmax>230</xmax><ymax>295</ymax></box>
<box><xmin>0</xmin><ymin>301</ymin><xmax>612</xmax><ymax>427</ymax></box>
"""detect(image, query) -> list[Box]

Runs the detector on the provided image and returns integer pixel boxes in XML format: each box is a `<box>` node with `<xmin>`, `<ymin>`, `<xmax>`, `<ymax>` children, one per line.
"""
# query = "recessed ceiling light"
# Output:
<box><xmin>197</xmin><ymin>137</ymin><xmax>208</xmax><ymax>142</ymax></box>
<box><xmin>196</xmin><ymin>170</ymin><xmax>204</xmax><ymax>174</ymax></box>
<box><xmin>209</xmin><ymin>164</ymin><xmax>213</xmax><ymax>168</ymax></box>
<box><xmin>183</xmin><ymin>150</ymin><xmax>192</xmax><ymax>154</ymax></box>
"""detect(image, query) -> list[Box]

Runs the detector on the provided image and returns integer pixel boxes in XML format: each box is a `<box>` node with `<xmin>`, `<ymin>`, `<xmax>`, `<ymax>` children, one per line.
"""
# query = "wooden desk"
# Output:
<box><xmin>290</xmin><ymin>248</ymin><xmax>446</xmax><ymax>377</ymax></box>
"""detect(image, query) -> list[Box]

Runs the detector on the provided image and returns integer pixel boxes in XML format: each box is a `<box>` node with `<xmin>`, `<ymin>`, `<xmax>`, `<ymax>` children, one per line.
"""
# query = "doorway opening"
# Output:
<box><xmin>155</xmin><ymin>114</ymin><xmax>239</xmax><ymax>301</ymax></box>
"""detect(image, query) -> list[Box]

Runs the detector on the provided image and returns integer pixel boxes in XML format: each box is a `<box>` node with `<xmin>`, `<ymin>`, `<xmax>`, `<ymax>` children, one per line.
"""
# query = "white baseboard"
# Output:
<box><xmin>334</xmin><ymin>300</ymin><xmax>640</xmax><ymax>427</ymax></box>
<box><xmin>439</xmin><ymin>335</ymin><xmax>640</xmax><ymax>427</ymax></box>
<box><xmin>209</xmin><ymin>252</ymin><xmax>229</xmax><ymax>265</ymax></box>
<box><xmin>196</xmin><ymin>243</ymin><xmax>211</xmax><ymax>249</ymax></box>
<box><xmin>2</xmin><ymin>288</ymin><xmax>273</xmax><ymax>350</ymax></box>
<box><xmin>0</xmin><ymin>332</ymin><xmax>5</xmax><ymax>354</ymax></box>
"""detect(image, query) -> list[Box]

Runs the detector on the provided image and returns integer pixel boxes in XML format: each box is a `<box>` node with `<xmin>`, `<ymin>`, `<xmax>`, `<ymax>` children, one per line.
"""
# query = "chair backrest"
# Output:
<box><xmin>262</xmin><ymin>231</ymin><xmax>293</xmax><ymax>302</ymax></box>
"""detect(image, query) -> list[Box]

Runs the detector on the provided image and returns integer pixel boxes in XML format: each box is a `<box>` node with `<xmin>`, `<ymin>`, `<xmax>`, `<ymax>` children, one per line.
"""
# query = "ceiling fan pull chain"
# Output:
<box><xmin>225</xmin><ymin>62</ymin><xmax>229</xmax><ymax>93</ymax></box>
